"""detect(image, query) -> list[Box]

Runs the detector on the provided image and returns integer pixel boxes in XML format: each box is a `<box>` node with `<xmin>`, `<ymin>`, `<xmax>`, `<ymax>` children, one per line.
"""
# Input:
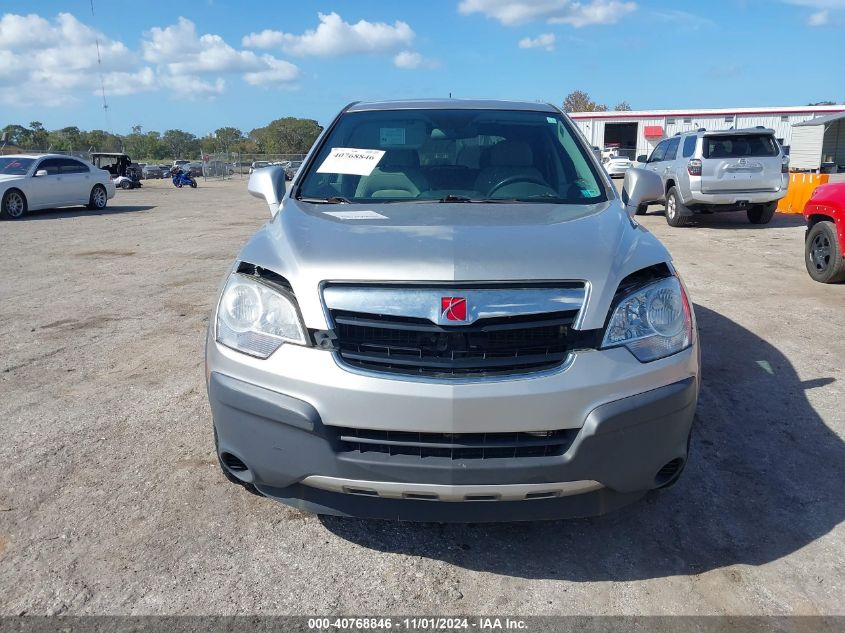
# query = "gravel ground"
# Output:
<box><xmin>0</xmin><ymin>177</ymin><xmax>842</xmax><ymax>616</ymax></box>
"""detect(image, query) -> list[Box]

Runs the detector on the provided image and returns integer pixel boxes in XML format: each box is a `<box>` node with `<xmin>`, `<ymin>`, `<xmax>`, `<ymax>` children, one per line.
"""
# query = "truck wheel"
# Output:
<box><xmin>87</xmin><ymin>185</ymin><xmax>108</xmax><ymax>210</ymax></box>
<box><xmin>805</xmin><ymin>221</ymin><xmax>845</xmax><ymax>283</ymax></box>
<box><xmin>747</xmin><ymin>202</ymin><xmax>777</xmax><ymax>224</ymax></box>
<box><xmin>1</xmin><ymin>189</ymin><xmax>27</xmax><ymax>220</ymax></box>
<box><xmin>665</xmin><ymin>187</ymin><xmax>689</xmax><ymax>227</ymax></box>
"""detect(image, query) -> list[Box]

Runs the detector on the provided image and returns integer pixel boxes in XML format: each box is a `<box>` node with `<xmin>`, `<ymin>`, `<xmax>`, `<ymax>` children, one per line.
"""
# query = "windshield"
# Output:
<box><xmin>0</xmin><ymin>158</ymin><xmax>35</xmax><ymax>175</ymax></box>
<box><xmin>297</xmin><ymin>109</ymin><xmax>606</xmax><ymax>204</ymax></box>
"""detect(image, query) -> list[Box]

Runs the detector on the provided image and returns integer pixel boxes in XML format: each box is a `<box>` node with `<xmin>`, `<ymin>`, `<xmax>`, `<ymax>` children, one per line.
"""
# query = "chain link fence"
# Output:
<box><xmin>191</xmin><ymin>152</ymin><xmax>308</xmax><ymax>181</ymax></box>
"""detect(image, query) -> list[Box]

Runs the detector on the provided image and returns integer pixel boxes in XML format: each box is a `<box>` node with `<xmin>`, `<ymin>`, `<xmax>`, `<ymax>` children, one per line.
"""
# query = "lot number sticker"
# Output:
<box><xmin>317</xmin><ymin>148</ymin><xmax>385</xmax><ymax>176</ymax></box>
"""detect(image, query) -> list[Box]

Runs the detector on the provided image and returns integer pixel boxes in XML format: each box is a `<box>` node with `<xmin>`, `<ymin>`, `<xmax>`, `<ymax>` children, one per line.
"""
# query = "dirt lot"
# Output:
<box><xmin>0</xmin><ymin>178</ymin><xmax>843</xmax><ymax>616</ymax></box>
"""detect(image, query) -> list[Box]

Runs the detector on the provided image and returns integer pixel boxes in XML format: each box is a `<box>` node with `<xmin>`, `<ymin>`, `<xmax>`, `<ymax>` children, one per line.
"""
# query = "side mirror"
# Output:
<box><xmin>637</xmin><ymin>155</ymin><xmax>648</xmax><ymax>163</ymax></box>
<box><xmin>34</xmin><ymin>169</ymin><xmax>48</xmax><ymax>177</ymax></box>
<box><xmin>247</xmin><ymin>165</ymin><xmax>287</xmax><ymax>215</ymax></box>
<box><xmin>621</xmin><ymin>168</ymin><xmax>664</xmax><ymax>217</ymax></box>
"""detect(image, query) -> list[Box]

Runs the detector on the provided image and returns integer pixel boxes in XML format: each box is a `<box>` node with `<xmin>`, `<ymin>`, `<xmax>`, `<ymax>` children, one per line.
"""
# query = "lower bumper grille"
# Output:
<box><xmin>335</xmin><ymin>427</ymin><xmax>578</xmax><ymax>460</ymax></box>
<box><xmin>331</xmin><ymin>310</ymin><xmax>578</xmax><ymax>378</ymax></box>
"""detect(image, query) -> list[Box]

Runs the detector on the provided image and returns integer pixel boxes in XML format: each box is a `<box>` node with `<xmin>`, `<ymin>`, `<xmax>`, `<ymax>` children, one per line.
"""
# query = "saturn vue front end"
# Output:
<box><xmin>205</xmin><ymin>99</ymin><xmax>700</xmax><ymax>522</ymax></box>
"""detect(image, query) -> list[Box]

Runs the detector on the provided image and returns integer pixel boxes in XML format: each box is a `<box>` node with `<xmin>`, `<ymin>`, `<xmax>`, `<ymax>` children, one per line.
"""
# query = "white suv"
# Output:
<box><xmin>637</xmin><ymin>128</ymin><xmax>789</xmax><ymax>227</ymax></box>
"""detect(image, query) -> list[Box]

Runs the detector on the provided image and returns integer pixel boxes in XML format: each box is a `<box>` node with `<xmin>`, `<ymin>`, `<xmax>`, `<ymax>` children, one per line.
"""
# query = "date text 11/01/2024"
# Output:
<box><xmin>307</xmin><ymin>617</ymin><xmax>528</xmax><ymax>630</ymax></box>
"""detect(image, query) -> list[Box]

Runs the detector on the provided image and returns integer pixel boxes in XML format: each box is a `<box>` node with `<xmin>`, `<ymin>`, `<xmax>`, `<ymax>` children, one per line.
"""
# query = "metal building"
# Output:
<box><xmin>569</xmin><ymin>105</ymin><xmax>845</xmax><ymax>160</ymax></box>
<box><xmin>790</xmin><ymin>112</ymin><xmax>845</xmax><ymax>172</ymax></box>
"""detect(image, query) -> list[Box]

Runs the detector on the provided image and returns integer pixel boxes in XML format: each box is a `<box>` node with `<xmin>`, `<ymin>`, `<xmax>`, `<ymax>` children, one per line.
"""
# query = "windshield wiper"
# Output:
<box><xmin>296</xmin><ymin>195</ymin><xmax>351</xmax><ymax>204</ymax></box>
<box><xmin>439</xmin><ymin>194</ymin><xmax>474</xmax><ymax>203</ymax></box>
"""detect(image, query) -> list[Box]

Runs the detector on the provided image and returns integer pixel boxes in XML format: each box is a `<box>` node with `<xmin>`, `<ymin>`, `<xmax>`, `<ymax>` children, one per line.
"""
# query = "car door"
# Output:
<box><xmin>29</xmin><ymin>158</ymin><xmax>63</xmax><ymax>208</ymax></box>
<box><xmin>58</xmin><ymin>158</ymin><xmax>92</xmax><ymax>203</ymax></box>
<box><xmin>646</xmin><ymin>140</ymin><xmax>668</xmax><ymax>175</ymax></box>
<box><xmin>661</xmin><ymin>137</ymin><xmax>681</xmax><ymax>183</ymax></box>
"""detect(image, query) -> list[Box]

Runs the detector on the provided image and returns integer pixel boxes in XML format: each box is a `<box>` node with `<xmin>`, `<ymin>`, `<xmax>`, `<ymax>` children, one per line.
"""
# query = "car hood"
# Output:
<box><xmin>236</xmin><ymin>198</ymin><xmax>672</xmax><ymax>330</ymax></box>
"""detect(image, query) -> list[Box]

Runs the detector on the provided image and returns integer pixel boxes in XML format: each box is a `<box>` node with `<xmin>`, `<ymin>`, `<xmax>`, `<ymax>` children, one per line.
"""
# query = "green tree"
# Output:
<box><xmin>213</xmin><ymin>127</ymin><xmax>243</xmax><ymax>154</ymax></box>
<box><xmin>1</xmin><ymin>124</ymin><xmax>31</xmax><ymax>147</ymax></box>
<box><xmin>563</xmin><ymin>90</ymin><xmax>608</xmax><ymax>113</ymax></box>
<box><xmin>29</xmin><ymin>121</ymin><xmax>48</xmax><ymax>150</ymax></box>
<box><xmin>250</xmin><ymin>118</ymin><xmax>322</xmax><ymax>155</ymax></box>
<box><xmin>49</xmin><ymin>126</ymin><xmax>83</xmax><ymax>151</ymax></box>
<box><xmin>162</xmin><ymin>129</ymin><xmax>198</xmax><ymax>159</ymax></box>
<box><xmin>614</xmin><ymin>101</ymin><xmax>632</xmax><ymax>111</ymax></box>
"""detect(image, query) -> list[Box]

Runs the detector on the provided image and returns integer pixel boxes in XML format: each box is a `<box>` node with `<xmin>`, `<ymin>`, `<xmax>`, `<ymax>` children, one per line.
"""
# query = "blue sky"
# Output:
<box><xmin>1</xmin><ymin>0</ymin><xmax>843</xmax><ymax>135</ymax></box>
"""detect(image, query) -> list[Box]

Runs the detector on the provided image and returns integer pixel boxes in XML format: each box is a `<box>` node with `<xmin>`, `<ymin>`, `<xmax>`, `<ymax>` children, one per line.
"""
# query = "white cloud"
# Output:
<box><xmin>394</xmin><ymin>51</ymin><xmax>424</xmax><ymax>69</ymax></box>
<box><xmin>241</xmin><ymin>29</ymin><xmax>287</xmax><ymax>49</ymax></box>
<box><xmin>392</xmin><ymin>50</ymin><xmax>439</xmax><ymax>69</ymax></box>
<box><xmin>242</xmin><ymin>12</ymin><xmax>415</xmax><ymax>57</ymax></box>
<box><xmin>142</xmin><ymin>17</ymin><xmax>301</xmax><ymax>84</ymax></box>
<box><xmin>653</xmin><ymin>9</ymin><xmax>714</xmax><ymax>29</ymax></box>
<box><xmin>244</xmin><ymin>56</ymin><xmax>301</xmax><ymax>85</ymax></box>
<box><xmin>161</xmin><ymin>75</ymin><xmax>226</xmax><ymax>99</ymax></box>
<box><xmin>0</xmin><ymin>12</ymin><xmax>300</xmax><ymax>106</ymax></box>
<box><xmin>458</xmin><ymin>0</ymin><xmax>637</xmax><ymax>27</ymax></box>
<box><xmin>808</xmin><ymin>9</ymin><xmax>830</xmax><ymax>23</ymax></box>
<box><xmin>0</xmin><ymin>12</ymin><xmax>137</xmax><ymax>105</ymax></box>
<box><xmin>518</xmin><ymin>33</ymin><xmax>556</xmax><ymax>50</ymax></box>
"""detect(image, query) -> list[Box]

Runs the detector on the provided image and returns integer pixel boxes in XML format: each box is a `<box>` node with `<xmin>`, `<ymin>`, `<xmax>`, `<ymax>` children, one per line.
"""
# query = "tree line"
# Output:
<box><xmin>0</xmin><ymin>117</ymin><xmax>324</xmax><ymax>160</ymax></box>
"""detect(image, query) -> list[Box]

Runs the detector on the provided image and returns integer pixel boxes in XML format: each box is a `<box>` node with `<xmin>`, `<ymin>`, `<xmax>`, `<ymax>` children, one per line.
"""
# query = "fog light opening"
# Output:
<box><xmin>220</xmin><ymin>451</ymin><xmax>249</xmax><ymax>473</ymax></box>
<box><xmin>653</xmin><ymin>457</ymin><xmax>685</xmax><ymax>488</ymax></box>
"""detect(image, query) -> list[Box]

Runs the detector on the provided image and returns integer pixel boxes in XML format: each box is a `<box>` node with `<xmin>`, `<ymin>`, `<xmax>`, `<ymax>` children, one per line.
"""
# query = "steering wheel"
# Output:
<box><xmin>486</xmin><ymin>175</ymin><xmax>550</xmax><ymax>197</ymax></box>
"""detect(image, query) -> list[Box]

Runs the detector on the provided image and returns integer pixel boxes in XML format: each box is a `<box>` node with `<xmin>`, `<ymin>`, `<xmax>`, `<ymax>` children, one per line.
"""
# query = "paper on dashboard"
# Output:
<box><xmin>316</xmin><ymin>148</ymin><xmax>386</xmax><ymax>177</ymax></box>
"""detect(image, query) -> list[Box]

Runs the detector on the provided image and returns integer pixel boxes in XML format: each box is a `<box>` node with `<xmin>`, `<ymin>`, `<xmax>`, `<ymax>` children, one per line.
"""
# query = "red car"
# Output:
<box><xmin>804</xmin><ymin>182</ymin><xmax>845</xmax><ymax>283</ymax></box>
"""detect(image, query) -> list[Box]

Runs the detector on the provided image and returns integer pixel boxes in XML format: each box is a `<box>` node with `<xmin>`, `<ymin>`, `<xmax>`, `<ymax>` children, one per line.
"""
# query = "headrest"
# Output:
<box><xmin>380</xmin><ymin>149</ymin><xmax>419</xmax><ymax>169</ymax></box>
<box><xmin>489</xmin><ymin>141</ymin><xmax>533</xmax><ymax>167</ymax></box>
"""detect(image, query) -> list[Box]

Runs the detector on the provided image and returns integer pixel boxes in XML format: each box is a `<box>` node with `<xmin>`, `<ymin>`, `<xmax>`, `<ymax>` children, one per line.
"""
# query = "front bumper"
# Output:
<box><xmin>207</xmin><ymin>339</ymin><xmax>699</xmax><ymax>521</ymax></box>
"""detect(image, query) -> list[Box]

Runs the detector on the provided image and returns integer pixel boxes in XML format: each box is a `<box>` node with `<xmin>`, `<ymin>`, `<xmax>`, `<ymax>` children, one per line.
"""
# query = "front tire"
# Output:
<box><xmin>87</xmin><ymin>185</ymin><xmax>108</xmax><ymax>210</ymax></box>
<box><xmin>665</xmin><ymin>187</ymin><xmax>689</xmax><ymax>227</ymax></box>
<box><xmin>120</xmin><ymin>180</ymin><xmax>132</xmax><ymax>190</ymax></box>
<box><xmin>747</xmin><ymin>202</ymin><xmax>777</xmax><ymax>225</ymax></box>
<box><xmin>805</xmin><ymin>221</ymin><xmax>845</xmax><ymax>283</ymax></box>
<box><xmin>1</xmin><ymin>189</ymin><xmax>27</xmax><ymax>220</ymax></box>
<box><xmin>189</xmin><ymin>180</ymin><xmax>197</xmax><ymax>188</ymax></box>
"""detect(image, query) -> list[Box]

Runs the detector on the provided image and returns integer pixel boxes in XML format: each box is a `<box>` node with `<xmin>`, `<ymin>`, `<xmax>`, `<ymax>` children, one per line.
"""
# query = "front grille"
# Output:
<box><xmin>330</xmin><ymin>310</ymin><xmax>578</xmax><ymax>378</ymax></box>
<box><xmin>335</xmin><ymin>427</ymin><xmax>578</xmax><ymax>460</ymax></box>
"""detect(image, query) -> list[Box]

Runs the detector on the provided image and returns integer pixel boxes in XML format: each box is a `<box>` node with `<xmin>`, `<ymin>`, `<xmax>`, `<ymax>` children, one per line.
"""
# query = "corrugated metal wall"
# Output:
<box><xmin>821</xmin><ymin>119</ymin><xmax>845</xmax><ymax>168</ymax></box>
<box><xmin>572</xmin><ymin>111</ymin><xmax>824</xmax><ymax>159</ymax></box>
<box><xmin>790</xmin><ymin>126</ymin><xmax>825</xmax><ymax>170</ymax></box>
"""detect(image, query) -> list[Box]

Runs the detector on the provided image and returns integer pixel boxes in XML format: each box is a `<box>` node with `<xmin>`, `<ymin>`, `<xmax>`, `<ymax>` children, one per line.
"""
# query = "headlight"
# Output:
<box><xmin>602</xmin><ymin>276</ymin><xmax>692</xmax><ymax>362</ymax></box>
<box><xmin>216</xmin><ymin>273</ymin><xmax>307</xmax><ymax>358</ymax></box>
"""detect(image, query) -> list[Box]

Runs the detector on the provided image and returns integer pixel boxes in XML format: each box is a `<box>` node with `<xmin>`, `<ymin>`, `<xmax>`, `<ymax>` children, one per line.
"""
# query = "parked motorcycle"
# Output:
<box><xmin>171</xmin><ymin>169</ymin><xmax>197</xmax><ymax>188</ymax></box>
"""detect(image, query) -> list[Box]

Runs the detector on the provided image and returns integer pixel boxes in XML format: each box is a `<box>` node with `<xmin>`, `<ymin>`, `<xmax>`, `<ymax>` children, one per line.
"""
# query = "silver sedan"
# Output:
<box><xmin>0</xmin><ymin>154</ymin><xmax>116</xmax><ymax>220</ymax></box>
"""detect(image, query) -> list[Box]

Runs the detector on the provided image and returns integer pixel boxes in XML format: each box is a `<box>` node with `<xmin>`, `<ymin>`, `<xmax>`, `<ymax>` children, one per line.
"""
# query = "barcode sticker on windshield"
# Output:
<box><xmin>379</xmin><ymin>127</ymin><xmax>406</xmax><ymax>146</ymax></box>
<box><xmin>324</xmin><ymin>210</ymin><xmax>388</xmax><ymax>220</ymax></box>
<box><xmin>317</xmin><ymin>148</ymin><xmax>385</xmax><ymax>176</ymax></box>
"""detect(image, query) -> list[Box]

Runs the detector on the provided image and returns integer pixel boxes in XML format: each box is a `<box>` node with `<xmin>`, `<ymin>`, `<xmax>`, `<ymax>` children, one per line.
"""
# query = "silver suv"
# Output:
<box><xmin>637</xmin><ymin>128</ymin><xmax>789</xmax><ymax>227</ymax></box>
<box><xmin>206</xmin><ymin>99</ymin><xmax>700</xmax><ymax>522</ymax></box>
